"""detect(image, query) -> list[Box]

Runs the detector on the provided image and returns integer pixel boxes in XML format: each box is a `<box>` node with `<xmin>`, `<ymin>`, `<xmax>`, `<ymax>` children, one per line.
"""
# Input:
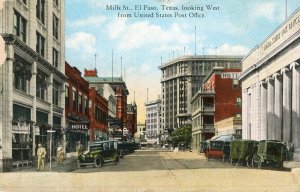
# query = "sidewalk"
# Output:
<box><xmin>13</xmin><ymin>157</ymin><xmax>78</xmax><ymax>173</ymax></box>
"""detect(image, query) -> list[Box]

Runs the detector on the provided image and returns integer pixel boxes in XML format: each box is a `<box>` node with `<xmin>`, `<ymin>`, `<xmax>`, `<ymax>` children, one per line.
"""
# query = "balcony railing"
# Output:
<box><xmin>203</xmin><ymin>105</ymin><xmax>215</xmax><ymax>111</ymax></box>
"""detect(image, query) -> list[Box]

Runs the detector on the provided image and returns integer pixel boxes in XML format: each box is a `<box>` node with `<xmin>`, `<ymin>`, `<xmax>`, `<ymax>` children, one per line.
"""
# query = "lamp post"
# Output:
<box><xmin>47</xmin><ymin>128</ymin><xmax>55</xmax><ymax>172</ymax></box>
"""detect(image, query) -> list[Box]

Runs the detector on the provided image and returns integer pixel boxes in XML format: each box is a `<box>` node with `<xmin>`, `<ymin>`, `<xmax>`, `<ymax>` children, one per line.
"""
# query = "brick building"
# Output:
<box><xmin>191</xmin><ymin>67</ymin><xmax>242</xmax><ymax>151</ymax></box>
<box><xmin>84</xmin><ymin>69</ymin><xmax>129</xmax><ymax>134</ymax></box>
<box><xmin>88</xmin><ymin>87</ymin><xmax>108</xmax><ymax>142</ymax></box>
<box><xmin>126</xmin><ymin>102</ymin><xmax>137</xmax><ymax>137</ymax></box>
<box><xmin>65</xmin><ymin>62</ymin><xmax>89</xmax><ymax>154</ymax></box>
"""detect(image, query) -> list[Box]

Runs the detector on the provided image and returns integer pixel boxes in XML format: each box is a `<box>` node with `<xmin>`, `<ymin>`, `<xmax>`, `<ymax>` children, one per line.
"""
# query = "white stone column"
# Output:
<box><xmin>291</xmin><ymin>62</ymin><xmax>300</xmax><ymax>160</ymax></box>
<box><xmin>281</xmin><ymin>68</ymin><xmax>292</xmax><ymax>145</ymax></box>
<box><xmin>242</xmin><ymin>89</ymin><xmax>248</xmax><ymax>139</ymax></box>
<box><xmin>260</xmin><ymin>81</ymin><xmax>267</xmax><ymax>140</ymax></box>
<box><xmin>267</xmin><ymin>77</ymin><xmax>275</xmax><ymax>140</ymax></box>
<box><xmin>30</xmin><ymin>61</ymin><xmax>37</xmax><ymax>157</ymax></box>
<box><xmin>273</xmin><ymin>73</ymin><xmax>283</xmax><ymax>141</ymax></box>
<box><xmin>0</xmin><ymin>43</ymin><xmax>14</xmax><ymax>172</ymax></box>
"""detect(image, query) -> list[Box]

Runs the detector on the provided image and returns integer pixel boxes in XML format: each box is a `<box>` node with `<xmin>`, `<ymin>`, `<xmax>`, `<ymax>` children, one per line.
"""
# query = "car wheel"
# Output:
<box><xmin>94</xmin><ymin>156</ymin><xmax>103</xmax><ymax>168</ymax></box>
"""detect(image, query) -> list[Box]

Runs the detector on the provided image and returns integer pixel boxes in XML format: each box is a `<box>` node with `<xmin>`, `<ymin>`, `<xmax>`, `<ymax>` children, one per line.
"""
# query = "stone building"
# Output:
<box><xmin>145</xmin><ymin>98</ymin><xmax>161</xmax><ymax>145</ymax></box>
<box><xmin>159</xmin><ymin>55</ymin><xmax>243</xmax><ymax>141</ymax></box>
<box><xmin>240</xmin><ymin>8</ymin><xmax>300</xmax><ymax>161</ymax></box>
<box><xmin>0</xmin><ymin>0</ymin><xmax>65</xmax><ymax>171</ymax></box>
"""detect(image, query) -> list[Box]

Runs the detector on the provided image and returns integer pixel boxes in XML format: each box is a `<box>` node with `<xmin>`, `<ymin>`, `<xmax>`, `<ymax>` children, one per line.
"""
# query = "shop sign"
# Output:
<box><xmin>35</xmin><ymin>126</ymin><xmax>40</xmax><ymax>136</ymax></box>
<box><xmin>12</xmin><ymin>122</ymin><xmax>30</xmax><ymax>134</ymax></box>
<box><xmin>69</xmin><ymin>123</ymin><xmax>89</xmax><ymax>131</ymax></box>
<box><xmin>220</xmin><ymin>72</ymin><xmax>240</xmax><ymax>79</ymax></box>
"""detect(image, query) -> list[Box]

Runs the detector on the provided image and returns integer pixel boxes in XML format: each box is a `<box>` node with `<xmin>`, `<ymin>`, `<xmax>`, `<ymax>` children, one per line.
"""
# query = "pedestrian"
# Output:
<box><xmin>56</xmin><ymin>144</ymin><xmax>64</xmax><ymax>164</ymax></box>
<box><xmin>76</xmin><ymin>141</ymin><xmax>84</xmax><ymax>156</ymax></box>
<box><xmin>36</xmin><ymin>143</ymin><xmax>46</xmax><ymax>171</ymax></box>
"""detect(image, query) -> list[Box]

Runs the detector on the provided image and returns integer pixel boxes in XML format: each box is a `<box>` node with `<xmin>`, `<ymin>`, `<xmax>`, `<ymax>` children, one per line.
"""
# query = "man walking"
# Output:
<box><xmin>37</xmin><ymin>143</ymin><xmax>46</xmax><ymax>171</ymax></box>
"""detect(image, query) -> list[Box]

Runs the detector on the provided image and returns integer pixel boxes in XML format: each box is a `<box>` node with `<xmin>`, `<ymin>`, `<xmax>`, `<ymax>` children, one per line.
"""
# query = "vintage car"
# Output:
<box><xmin>229</xmin><ymin>139</ymin><xmax>258</xmax><ymax>166</ymax></box>
<box><xmin>118</xmin><ymin>141</ymin><xmax>138</xmax><ymax>154</ymax></box>
<box><xmin>205</xmin><ymin>140</ymin><xmax>230</xmax><ymax>161</ymax></box>
<box><xmin>251</xmin><ymin>140</ymin><xmax>287</xmax><ymax>169</ymax></box>
<box><xmin>77</xmin><ymin>140</ymin><xmax>120</xmax><ymax>168</ymax></box>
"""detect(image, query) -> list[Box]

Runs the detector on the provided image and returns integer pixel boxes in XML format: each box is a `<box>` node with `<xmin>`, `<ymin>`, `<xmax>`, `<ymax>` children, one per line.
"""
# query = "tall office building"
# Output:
<box><xmin>0</xmin><ymin>0</ymin><xmax>65</xmax><ymax>171</ymax></box>
<box><xmin>159</xmin><ymin>55</ymin><xmax>243</xmax><ymax>140</ymax></box>
<box><xmin>145</xmin><ymin>98</ymin><xmax>161</xmax><ymax>144</ymax></box>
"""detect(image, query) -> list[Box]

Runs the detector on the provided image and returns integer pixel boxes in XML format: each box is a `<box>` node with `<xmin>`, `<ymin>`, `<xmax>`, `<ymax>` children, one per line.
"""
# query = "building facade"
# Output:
<box><xmin>0</xmin><ymin>0</ymin><xmax>65</xmax><ymax>171</ymax></box>
<box><xmin>84</xmin><ymin>69</ymin><xmax>129</xmax><ymax>134</ymax></box>
<box><xmin>65</xmin><ymin>62</ymin><xmax>89</xmax><ymax>154</ymax></box>
<box><xmin>240</xmin><ymin>8</ymin><xmax>300</xmax><ymax>161</ymax></box>
<box><xmin>159</xmin><ymin>55</ymin><xmax>243</xmax><ymax>142</ymax></box>
<box><xmin>126</xmin><ymin>103</ymin><xmax>137</xmax><ymax>137</ymax></box>
<box><xmin>88</xmin><ymin>87</ymin><xmax>108</xmax><ymax>142</ymax></box>
<box><xmin>145</xmin><ymin>99</ymin><xmax>161</xmax><ymax>144</ymax></box>
<box><xmin>191</xmin><ymin>68</ymin><xmax>242</xmax><ymax>151</ymax></box>
<box><xmin>135</xmin><ymin>123</ymin><xmax>146</xmax><ymax>141</ymax></box>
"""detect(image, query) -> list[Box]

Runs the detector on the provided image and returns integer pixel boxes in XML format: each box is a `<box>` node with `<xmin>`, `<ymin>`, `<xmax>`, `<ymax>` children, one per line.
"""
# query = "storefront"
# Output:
<box><xmin>66</xmin><ymin>120</ymin><xmax>89</xmax><ymax>153</ymax></box>
<box><xmin>12</xmin><ymin>104</ymin><xmax>33</xmax><ymax>168</ymax></box>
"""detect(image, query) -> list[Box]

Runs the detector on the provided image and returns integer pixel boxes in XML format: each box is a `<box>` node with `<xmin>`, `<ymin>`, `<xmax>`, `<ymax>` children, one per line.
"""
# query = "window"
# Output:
<box><xmin>78</xmin><ymin>94</ymin><xmax>82</xmax><ymax>113</ymax></box>
<box><xmin>85</xmin><ymin>97</ymin><xmax>88</xmax><ymax>115</ymax></box>
<box><xmin>13</xmin><ymin>56</ymin><xmax>31</xmax><ymax>93</ymax></box>
<box><xmin>53</xmin><ymin>14</ymin><xmax>59</xmax><ymax>39</ymax></box>
<box><xmin>13</xmin><ymin>10</ymin><xmax>27</xmax><ymax>42</ymax></box>
<box><xmin>65</xmin><ymin>86</ymin><xmax>69</xmax><ymax>108</ymax></box>
<box><xmin>72</xmin><ymin>90</ymin><xmax>77</xmax><ymax>110</ymax></box>
<box><xmin>36</xmin><ymin>0</ymin><xmax>45</xmax><ymax>24</ymax></box>
<box><xmin>53</xmin><ymin>48</ymin><xmax>59</xmax><ymax>68</ymax></box>
<box><xmin>232</xmin><ymin>79</ymin><xmax>239</xmax><ymax>90</ymax></box>
<box><xmin>53</xmin><ymin>81</ymin><xmax>60</xmax><ymax>106</ymax></box>
<box><xmin>236</xmin><ymin>97</ymin><xmax>242</xmax><ymax>108</ymax></box>
<box><xmin>36</xmin><ymin>70</ymin><xmax>47</xmax><ymax>100</ymax></box>
<box><xmin>36</xmin><ymin>32</ymin><xmax>45</xmax><ymax>56</ymax></box>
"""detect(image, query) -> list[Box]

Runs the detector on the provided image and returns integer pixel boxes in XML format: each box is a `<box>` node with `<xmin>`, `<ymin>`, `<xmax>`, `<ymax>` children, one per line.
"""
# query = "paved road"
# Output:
<box><xmin>0</xmin><ymin>149</ymin><xmax>300</xmax><ymax>192</ymax></box>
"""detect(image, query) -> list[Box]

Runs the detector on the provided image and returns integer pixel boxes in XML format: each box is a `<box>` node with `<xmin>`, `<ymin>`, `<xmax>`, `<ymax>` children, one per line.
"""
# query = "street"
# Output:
<box><xmin>0</xmin><ymin>149</ymin><xmax>300</xmax><ymax>191</ymax></box>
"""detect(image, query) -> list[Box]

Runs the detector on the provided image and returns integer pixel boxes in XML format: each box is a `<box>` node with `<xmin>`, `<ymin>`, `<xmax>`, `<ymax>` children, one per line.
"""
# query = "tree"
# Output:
<box><xmin>171</xmin><ymin>125</ymin><xmax>192</xmax><ymax>147</ymax></box>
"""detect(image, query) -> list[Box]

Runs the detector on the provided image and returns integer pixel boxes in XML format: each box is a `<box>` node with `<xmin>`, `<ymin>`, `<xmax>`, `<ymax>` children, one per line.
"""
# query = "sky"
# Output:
<box><xmin>65</xmin><ymin>0</ymin><xmax>300</xmax><ymax>124</ymax></box>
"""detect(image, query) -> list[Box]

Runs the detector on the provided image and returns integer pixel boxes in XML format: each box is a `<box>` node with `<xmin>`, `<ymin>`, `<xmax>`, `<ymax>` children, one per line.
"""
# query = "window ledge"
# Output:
<box><xmin>16</xmin><ymin>0</ymin><xmax>29</xmax><ymax>11</ymax></box>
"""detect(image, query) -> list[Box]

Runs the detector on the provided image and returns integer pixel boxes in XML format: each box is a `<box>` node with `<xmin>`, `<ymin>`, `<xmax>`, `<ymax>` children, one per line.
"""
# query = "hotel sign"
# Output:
<box><xmin>259</xmin><ymin>10</ymin><xmax>300</xmax><ymax>60</ymax></box>
<box><xmin>69</xmin><ymin>123</ymin><xmax>89</xmax><ymax>131</ymax></box>
<box><xmin>220</xmin><ymin>72</ymin><xmax>240</xmax><ymax>79</ymax></box>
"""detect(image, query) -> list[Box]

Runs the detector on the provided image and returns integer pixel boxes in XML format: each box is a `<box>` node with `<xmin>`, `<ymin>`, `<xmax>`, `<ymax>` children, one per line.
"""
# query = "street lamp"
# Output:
<box><xmin>47</xmin><ymin>128</ymin><xmax>55</xmax><ymax>172</ymax></box>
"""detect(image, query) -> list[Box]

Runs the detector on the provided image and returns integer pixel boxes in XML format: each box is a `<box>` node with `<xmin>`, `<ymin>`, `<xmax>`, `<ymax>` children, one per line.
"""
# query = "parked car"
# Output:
<box><xmin>251</xmin><ymin>140</ymin><xmax>287</xmax><ymax>169</ymax></box>
<box><xmin>205</xmin><ymin>140</ymin><xmax>230</xmax><ymax>162</ymax></box>
<box><xmin>229</xmin><ymin>139</ymin><xmax>258</xmax><ymax>166</ymax></box>
<box><xmin>77</xmin><ymin>140</ymin><xmax>120</xmax><ymax>168</ymax></box>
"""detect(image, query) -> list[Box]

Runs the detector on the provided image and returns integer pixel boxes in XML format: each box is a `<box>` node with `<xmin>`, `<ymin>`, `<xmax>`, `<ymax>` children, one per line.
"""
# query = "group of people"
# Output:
<box><xmin>36</xmin><ymin>141</ymin><xmax>84</xmax><ymax>171</ymax></box>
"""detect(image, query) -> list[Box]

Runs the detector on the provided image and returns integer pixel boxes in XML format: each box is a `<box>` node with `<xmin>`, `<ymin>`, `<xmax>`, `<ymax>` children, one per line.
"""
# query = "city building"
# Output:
<box><xmin>135</xmin><ymin>123</ymin><xmax>146</xmax><ymax>141</ymax></box>
<box><xmin>240</xmin><ymin>8</ymin><xmax>300</xmax><ymax>161</ymax></box>
<box><xmin>126</xmin><ymin>102</ymin><xmax>137</xmax><ymax>137</ymax></box>
<box><xmin>84</xmin><ymin>69</ymin><xmax>129</xmax><ymax>136</ymax></box>
<box><xmin>191</xmin><ymin>67</ymin><xmax>242</xmax><ymax>151</ymax></box>
<box><xmin>145</xmin><ymin>98</ymin><xmax>161</xmax><ymax>145</ymax></box>
<box><xmin>65</xmin><ymin>62</ymin><xmax>89</xmax><ymax>155</ymax></box>
<box><xmin>88</xmin><ymin>87</ymin><xmax>108</xmax><ymax>142</ymax></box>
<box><xmin>0</xmin><ymin>0</ymin><xmax>65</xmax><ymax>171</ymax></box>
<box><xmin>159</xmin><ymin>55</ymin><xmax>243</xmax><ymax>143</ymax></box>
